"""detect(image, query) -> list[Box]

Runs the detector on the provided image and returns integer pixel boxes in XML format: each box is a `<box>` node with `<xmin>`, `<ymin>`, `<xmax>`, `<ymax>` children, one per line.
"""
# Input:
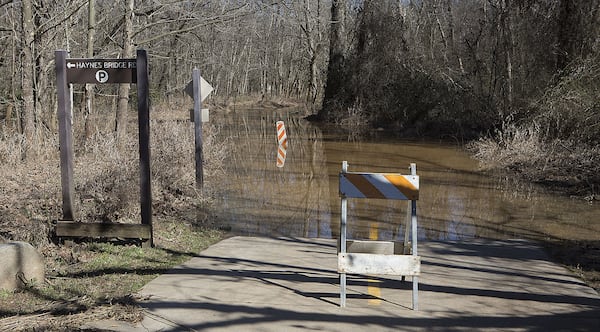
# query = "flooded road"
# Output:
<box><xmin>212</xmin><ymin>108</ymin><xmax>600</xmax><ymax>244</ymax></box>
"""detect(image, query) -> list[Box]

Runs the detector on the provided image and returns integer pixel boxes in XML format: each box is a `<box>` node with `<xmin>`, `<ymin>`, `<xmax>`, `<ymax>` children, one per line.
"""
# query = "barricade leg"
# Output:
<box><xmin>413</xmin><ymin>276</ymin><xmax>419</xmax><ymax>310</ymax></box>
<box><xmin>340</xmin><ymin>161</ymin><xmax>348</xmax><ymax>307</ymax></box>
<box><xmin>410</xmin><ymin>163</ymin><xmax>419</xmax><ymax>310</ymax></box>
<box><xmin>340</xmin><ymin>273</ymin><xmax>346</xmax><ymax>307</ymax></box>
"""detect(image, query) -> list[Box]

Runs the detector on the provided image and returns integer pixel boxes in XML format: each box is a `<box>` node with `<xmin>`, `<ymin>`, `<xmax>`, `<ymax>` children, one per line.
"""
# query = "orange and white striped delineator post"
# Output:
<box><xmin>338</xmin><ymin>161</ymin><xmax>421</xmax><ymax>310</ymax></box>
<box><xmin>276</xmin><ymin>144</ymin><xmax>287</xmax><ymax>168</ymax></box>
<box><xmin>276</xmin><ymin>121</ymin><xmax>287</xmax><ymax>167</ymax></box>
<box><xmin>276</xmin><ymin>121</ymin><xmax>287</xmax><ymax>147</ymax></box>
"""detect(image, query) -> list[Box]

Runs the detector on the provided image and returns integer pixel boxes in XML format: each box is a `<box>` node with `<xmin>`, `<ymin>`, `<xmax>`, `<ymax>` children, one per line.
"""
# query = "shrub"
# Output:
<box><xmin>532</xmin><ymin>53</ymin><xmax>600</xmax><ymax>144</ymax></box>
<box><xmin>470</xmin><ymin>124</ymin><xmax>544</xmax><ymax>171</ymax></box>
<box><xmin>0</xmin><ymin>102</ymin><xmax>229</xmax><ymax>243</ymax></box>
<box><xmin>470</xmin><ymin>53</ymin><xmax>600</xmax><ymax>195</ymax></box>
<box><xmin>470</xmin><ymin>124</ymin><xmax>600</xmax><ymax>194</ymax></box>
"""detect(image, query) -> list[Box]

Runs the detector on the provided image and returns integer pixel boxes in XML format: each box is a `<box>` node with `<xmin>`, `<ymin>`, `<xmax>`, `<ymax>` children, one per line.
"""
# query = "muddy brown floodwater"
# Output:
<box><xmin>212</xmin><ymin>107</ymin><xmax>600</xmax><ymax>246</ymax></box>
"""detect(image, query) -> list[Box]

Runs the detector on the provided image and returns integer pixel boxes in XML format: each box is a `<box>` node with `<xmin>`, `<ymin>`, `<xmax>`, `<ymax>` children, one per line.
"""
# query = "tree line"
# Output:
<box><xmin>0</xmin><ymin>0</ymin><xmax>330</xmax><ymax>154</ymax></box>
<box><xmin>1</xmin><ymin>0</ymin><xmax>598</xmax><ymax>148</ymax></box>
<box><xmin>320</xmin><ymin>0</ymin><xmax>599</xmax><ymax>141</ymax></box>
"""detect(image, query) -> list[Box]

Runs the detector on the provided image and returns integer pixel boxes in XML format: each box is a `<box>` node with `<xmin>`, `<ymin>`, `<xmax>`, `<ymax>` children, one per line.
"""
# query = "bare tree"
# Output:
<box><xmin>83</xmin><ymin>0</ymin><xmax>96</xmax><ymax>139</ymax></box>
<box><xmin>291</xmin><ymin>0</ymin><xmax>326</xmax><ymax>105</ymax></box>
<box><xmin>319</xmin><ymin>0</ymin><xmax>347</xmax><ymax>120</ymax></box>
<box><xmin>21</xmin><ymin>0</ymin><xmax>36</xmax><ymax>147</ymax></box>
<box><xmin>115</xmin><ymin>0</ymin><xmax>134</xmax><ymax>145</ymax></box>
<box><xmin>1</xmin><ymin>0</ymin><xmax>593</xmax><ymax>144</ymax></box>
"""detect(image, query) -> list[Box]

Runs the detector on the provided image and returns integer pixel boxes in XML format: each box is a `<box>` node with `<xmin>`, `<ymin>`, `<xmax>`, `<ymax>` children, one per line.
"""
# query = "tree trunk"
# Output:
<box><xmin>504</xmin><ymin>0</ymin><xmax>514</xmax><ymax>112</ymax></box>
<box><xmin>302</xmin><ymin>0</ymin><xmax>320</xmax><ymax>104</ymax></box>
<box><xmin>319</xmin><ymin>0</ymin><xmax>346</xmax><ymax>120</ymax></box>
<box><xmin>21</xmin><ymin>0</ymin><xmax>36</xmax><ymax>149</ymax></box>
<box><xmin>556</xmin><ymin>0</ymin><xmax>576</xmax><ymax>71</ymax></box>
<box><xmin>35</xmin><ymin>41</ymin><xmax>49</xmax><ymax>129</ymax></box>
<box><xmin>10</xmin><ymin>5</ymin><xmax>20</xmax><ymax>132</ymax></box>
<box><xmin>445</xmin><ymin>0</ymin><xmax>464</xmax><ymax>74</ymax></box>
<box><xmin>84</xmin><ymin>0</ymin><xmax>96</xmax><ymax>140</ymax></box>
<box><xmin>115</xmin><ymin>0</ymin><xmax>134</xmax><ymax>145</ymax></box>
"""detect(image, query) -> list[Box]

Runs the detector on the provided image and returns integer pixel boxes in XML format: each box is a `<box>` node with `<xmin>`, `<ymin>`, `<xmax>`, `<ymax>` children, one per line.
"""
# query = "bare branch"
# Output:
<box><xmin>35</xmin><ymin>0</ymin><xmax>88</xmax><ymax>37</ymax></box>
<box><xmin>135</xmin><ymin>4</ymin><xmax>252</xmax><ymax>45</ymax></box>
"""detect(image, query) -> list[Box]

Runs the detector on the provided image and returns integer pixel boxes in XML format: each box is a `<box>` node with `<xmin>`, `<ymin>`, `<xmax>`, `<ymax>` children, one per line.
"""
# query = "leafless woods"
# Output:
<box><xmin>0</xmin><ymin>0</ymin><xmax>330</xmax><ymax>153</ymax></box>
<box><xmin>0</xmin><ymin>0</ymin><xmax>598</xmax><ymax>146</ymax></box>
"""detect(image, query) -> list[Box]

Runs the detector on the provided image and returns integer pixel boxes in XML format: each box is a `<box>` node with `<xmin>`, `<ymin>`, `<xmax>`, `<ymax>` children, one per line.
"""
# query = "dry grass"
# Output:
<box><xmin>466</xmin><ymin>128</ymin><xmax>600</xmax><ymax>292</ymax></box>
<box><xmin>337</xmin><ymin>101</ymin><xmax>369</xmax><ymax>128</ymax></box>
<box><xmin>469</xmin><ymin>124</ymin><xmax>545</xmax><ymax>171</ymax></box>
<box><xmin>0</xmin><ymin>144</ymin><xmax>59</xmax><ymax>245</ymax></box>
<box><xmin>469</xmin><ymin>53</ymin><xmax>600</xmax><ymax>196</ymax></box>
<box><xmin>469</xmin><ymin>124</ymin><xmax>600</xmax><ymax>196</ymax></box>
<box><xmin>532</xmin><ymin>53</ymin><xmax>600</xmax><ymax>144</ymax></box>
<box><xmin>0</xmin><ymin>99</ymin><xmax>229</xmax><ymax>330</ymax></box>
<box><xmin>0</xmin><ymin>305</ymin><xmax>140</xmax><ymax>331</ymax></box>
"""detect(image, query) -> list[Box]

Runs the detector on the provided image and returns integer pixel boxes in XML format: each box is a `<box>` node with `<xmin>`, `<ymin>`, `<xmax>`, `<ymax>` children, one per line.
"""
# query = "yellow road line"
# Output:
<box><xmin>368</xmin><ymin>222</ymin><xmax>381</xmax><ymax>306</ymax></box>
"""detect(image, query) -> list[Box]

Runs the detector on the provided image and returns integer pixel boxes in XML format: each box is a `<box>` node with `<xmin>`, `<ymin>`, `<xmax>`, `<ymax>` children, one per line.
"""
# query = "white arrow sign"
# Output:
<box><xmin>185</xmin><ymin>76</ymin><xmax>214</xmax><ymax>102</ymax></box>
<box><xmin>67</xmin><ymin>62</ymin><xmax>76</xmax><ymax>68</ymax></box>
<box><xmin>199</xmin><ymin>76</ymin><xmax>214</xmax><ymax>102</ymax></box>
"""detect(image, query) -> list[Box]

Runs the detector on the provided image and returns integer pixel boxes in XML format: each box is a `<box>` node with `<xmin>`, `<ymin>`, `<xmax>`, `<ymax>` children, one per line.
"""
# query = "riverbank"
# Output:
<box><xmin>543</xmin><ymin>240</ymin><xmax>600</xmax><ymax>293</ymax></box>
<box><xmin>466</xmin><ymin>130</ymin><xmax>599</xmax><ymax>292</ymax></box>
<box><xmin>468</xmin><ymin>129</ymin><xmax>599</xmax><ymax>200</ymax></box>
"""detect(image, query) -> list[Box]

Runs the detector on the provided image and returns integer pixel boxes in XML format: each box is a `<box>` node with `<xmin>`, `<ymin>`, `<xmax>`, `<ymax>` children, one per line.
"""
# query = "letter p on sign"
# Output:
<box><xmin>95</xmin><ymin>70</ymin><xmax>109</xmax><ymax>83</ymax></box>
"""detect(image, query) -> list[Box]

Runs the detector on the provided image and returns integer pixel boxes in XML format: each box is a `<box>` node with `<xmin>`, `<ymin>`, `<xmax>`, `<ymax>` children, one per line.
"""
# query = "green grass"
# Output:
<box><xmin>0</xmin><ymin>218</ymin><xmax>223</xmax><ymax>329</ymax></box>
<box><xmin>0</xmin><ymin>291</ymin><xmax>10</xmax><ymax>301</ymax></box>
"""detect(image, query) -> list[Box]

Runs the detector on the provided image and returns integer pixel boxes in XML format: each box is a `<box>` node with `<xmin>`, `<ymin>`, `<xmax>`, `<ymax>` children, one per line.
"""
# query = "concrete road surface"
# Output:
<box><xmin>85</xmin><ymin>236</ymin><xmax>600</xmax><ymax>331</ymax></box>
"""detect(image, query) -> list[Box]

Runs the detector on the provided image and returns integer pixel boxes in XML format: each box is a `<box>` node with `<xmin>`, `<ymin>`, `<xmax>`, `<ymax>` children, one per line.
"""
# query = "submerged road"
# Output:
<box><xmin>86</xmin><ymin>236</ymin><xmax>599</xmax><ymax>331</ymax></box>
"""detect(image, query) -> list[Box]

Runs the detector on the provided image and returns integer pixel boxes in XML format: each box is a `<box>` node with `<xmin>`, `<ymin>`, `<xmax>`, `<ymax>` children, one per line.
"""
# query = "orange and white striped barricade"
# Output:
<box><xmin>276</xmin><ymin>121</ymin><xmax>287</xmax><ymax>167</ymax></box>
<box><xmin>338</xmin><ymin>161</ymin><xmax>421</xmax><ymax>310</ymax></box>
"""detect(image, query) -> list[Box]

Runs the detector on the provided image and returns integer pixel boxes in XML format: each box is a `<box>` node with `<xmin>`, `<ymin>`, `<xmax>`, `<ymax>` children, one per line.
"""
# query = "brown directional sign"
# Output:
<box><xmin>55</xmin><ymin>49</ymin><xmax>153</xmax><ymax>246</ymax></box>
<box><xmin>66</xmin><ymin>58</ymin><xmax>137</xmax><ymax>84</ymax></box>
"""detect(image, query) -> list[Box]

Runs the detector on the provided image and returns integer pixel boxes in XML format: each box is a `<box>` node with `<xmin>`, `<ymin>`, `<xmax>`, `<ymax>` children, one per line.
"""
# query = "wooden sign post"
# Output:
<box><xmin>54</xmin><ymin>49</ymin><xmax>153</xmax><ymax>246</ymax></box>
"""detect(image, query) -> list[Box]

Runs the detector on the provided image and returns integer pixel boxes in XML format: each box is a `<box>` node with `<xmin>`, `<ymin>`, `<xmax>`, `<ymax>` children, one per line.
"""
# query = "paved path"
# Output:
<box><xmin>86</xmin><ymin>236</ymin><xmax>599</xmax><ymax>331</ymax></box>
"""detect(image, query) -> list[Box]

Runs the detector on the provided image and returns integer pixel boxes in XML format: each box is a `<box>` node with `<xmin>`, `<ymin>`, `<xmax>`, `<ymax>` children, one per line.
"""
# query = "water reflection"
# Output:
<box><xmin>213</xmin><ymin>108</ymin><xmax>600</xmax><ymax>243</ymax></box>
<box><xmin>216</xmin><ymin>108</ymin><xmax>332</xmax><ymax>238</ymax></box>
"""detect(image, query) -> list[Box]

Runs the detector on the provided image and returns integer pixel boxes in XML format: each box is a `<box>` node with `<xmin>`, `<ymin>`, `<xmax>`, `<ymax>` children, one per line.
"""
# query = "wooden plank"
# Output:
<box><xmin>56</xmin><ymin>222</ymin><xmax>152</xmax><ymax>239</ymax></box>
<box><xmin>338</xmin><ymin>253</ymin><xmax>420</xmax><ymax>276</ymax></box>
<box><xmin>66</xmin><ymin>58</ymin><xmax>137</xmax><ymax>84</ymax></box>
<box><xmin>343</xmin><ymin>240</ymin><xmax>409</xmax><ymax>255</ymax></box>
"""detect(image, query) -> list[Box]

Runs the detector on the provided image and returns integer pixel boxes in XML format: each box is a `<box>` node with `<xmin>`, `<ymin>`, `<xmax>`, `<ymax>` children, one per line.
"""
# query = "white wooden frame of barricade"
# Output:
<box><xmin>338</xmin><ymin>161</ymin><xmax>420</xmax><ymax>310</ymax></box>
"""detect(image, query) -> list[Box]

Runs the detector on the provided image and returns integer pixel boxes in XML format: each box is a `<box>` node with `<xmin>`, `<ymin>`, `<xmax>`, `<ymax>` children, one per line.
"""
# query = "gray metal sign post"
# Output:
<box><xmin>340</xmin><ymin>161</ymin><xmax>349</xmax><ymax>307</ymax></box>
<box><xmin>185</xmin><ymin>69</ymin><xmax>213</xmax><ymax>190</ymax></box>
<box><xmin>192</xmin><ymin>69</ymin><xmax>204</xmax><ymax>189</ymax></box>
